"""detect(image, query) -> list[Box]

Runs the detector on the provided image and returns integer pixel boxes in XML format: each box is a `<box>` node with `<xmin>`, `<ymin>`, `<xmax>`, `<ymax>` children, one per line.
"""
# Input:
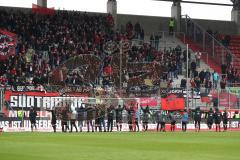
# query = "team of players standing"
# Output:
<box><xmin>28</xmin><ymin>102</ymin><xmax>232</xmax><ymax>132</ymax></box>
<box><xmin>38</xmin><ymin>103</ymin><xmax>231</xmax><ymax>133</ymax></box>
<box><xmin>193</xmin><ymin>107</ymin><xmax>228</xmax><ymax>132</ymax></box>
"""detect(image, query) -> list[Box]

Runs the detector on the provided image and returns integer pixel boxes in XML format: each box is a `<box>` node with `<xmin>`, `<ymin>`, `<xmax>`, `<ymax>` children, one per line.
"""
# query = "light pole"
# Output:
<box><xmin>119</xmin><ymin>41</ymin><xmax>123</xmax><ymax>91</ymax></box>
<box><xmin>186</xmin><ymin>44</ymin><xmax>189</xmax><ymax>110</ymax></box>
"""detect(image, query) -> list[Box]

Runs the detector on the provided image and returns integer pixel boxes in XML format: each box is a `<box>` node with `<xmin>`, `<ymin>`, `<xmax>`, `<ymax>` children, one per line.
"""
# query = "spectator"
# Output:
<box><xmin>204</xmin><ymin>79</ymin><xmax>212</xmax><ymax>94</ymax></box>
<box><xmin>195</xmin><ymin>51</ymin><xmax>201</xmax><ymax>67</ymax></box>
<box><xmin>220</xmin><ymin>78</ymin><xmax>226</xmax><ymax>92</ymax></box>
<box><xmin>226</xmin><ymin>52</ymin><xmax>232</xmax><ymax>68</ymax></box>
<box><xmin>180</xmin><ymin>78</ymin><xmax>186</xmax><ymax>88</ymax></box>
<box><xmin>190</xmin><ymin>60</ymin><xmax>197</xmax><ymax>77</ymax></box>
<box><xmin>212</xmin><ymin>71</ymin><xmax>220</xmax><ymax>89</ymax></box>
<box><xmin>199</xmin><ymin>69</ymin><xmax>206</xmax><ymax>84</ymax></box>
<box><xmin>168</xmin><ymin>18</ymin><xmax>175</xmax><ymax>36</ymax></box>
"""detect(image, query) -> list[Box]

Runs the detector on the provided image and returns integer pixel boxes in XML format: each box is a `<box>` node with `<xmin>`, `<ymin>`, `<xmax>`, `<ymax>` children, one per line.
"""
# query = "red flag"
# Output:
<box><xmin>161</xmin><ymin>94</ymin><xmax>185</xmax><ymax>110</ymax></box>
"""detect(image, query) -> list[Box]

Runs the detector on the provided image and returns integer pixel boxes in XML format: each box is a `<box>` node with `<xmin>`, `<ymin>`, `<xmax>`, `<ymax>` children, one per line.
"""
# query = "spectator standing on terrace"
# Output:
<box><xmin>190</xmin><ymin>60</ymin><xmax>197</xmax><ymax>78</ymax></box>
<box><xmin>226</xmin><ymin>52</ymin><xmax>232</xmax><ymax>68</ymax></box>
<box><xmin>140</xmin><ymin>29</ymin><xmax>145</xmax><ymax>41</ymax></box>
<box><xmin>222</xmin><ymin>35</ymin><xmax>231</xmax><ymax>48</ymax></box>
<box><xmin>180</xmin><ymin>78</ymin><xmax>186</xmax><ymax>88</ymax></box>
<box><xmin>150</xmin><ymin>34</ymin><xmax>154</xmax><ymax>47</ymax></box>
<box><xmin>220</xmin><ymin>78</ymin><xmax>227</xmax><ymax>92</ymax></box>
<box><xmin>221</xmin><ymin>64</ymin><xmax>227</xmax><ymax>79</ymax></box>
<box><xmin>169</xmin><ymin>18</ymin><xmax>175</xmax><ymax>36</ymax></box>
<box><xmin>154</xmin><ymin>34</ymin><xmax>160</xmax><ymax>51</ymax></box>
<box><xmin>134</xmin><ymin>22</ymin><xmax>141</xmax><ymax>39</ymax></box>
<box><xmin>212</xmin><ymin>71</ymin><xmax>220</xmax><ymax>89</ymax></box>
<box><xmin>199</xmin><ymin>69</ymin><xmax>206</xmax><ymax>84</ymax></box>
<box><xmin>195</xmin><ymin>51</ymin><xmax>201</xmax><ymax>67</ymax></box>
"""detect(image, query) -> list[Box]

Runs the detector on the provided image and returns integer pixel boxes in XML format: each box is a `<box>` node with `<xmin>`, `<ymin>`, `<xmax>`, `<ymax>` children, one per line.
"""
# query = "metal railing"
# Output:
<box><xmin>180</xmin><ymin>14</ymin><xmax>235</xmax><ymax>68</ymax></box>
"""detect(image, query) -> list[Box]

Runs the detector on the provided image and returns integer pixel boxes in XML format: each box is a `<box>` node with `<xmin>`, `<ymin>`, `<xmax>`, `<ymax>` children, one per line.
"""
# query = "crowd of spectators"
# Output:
<box><xmin>1</xmin><ymin>7</ymin><xmax>238</xmax><ymax>97</ymax></box>
<box><xmin>0</xmin><ymin>9</ymin><xmax>115</xmax><ymax>88</ymax></box>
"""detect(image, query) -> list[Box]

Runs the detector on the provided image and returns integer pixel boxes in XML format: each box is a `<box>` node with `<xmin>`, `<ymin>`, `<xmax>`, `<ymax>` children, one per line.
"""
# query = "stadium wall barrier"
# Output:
<box><xmin>0</xmin><ymin>119</ymin><xmax>240</xmax><ymax>132</ymax></box>
<box><xmin>0</xmin><ymin>90</ymin><xmax>240</xmax><ymax>132</ymax></box>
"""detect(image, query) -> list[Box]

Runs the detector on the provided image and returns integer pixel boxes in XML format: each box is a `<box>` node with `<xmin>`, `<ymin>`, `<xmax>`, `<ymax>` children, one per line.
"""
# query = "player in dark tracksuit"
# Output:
<box><xmin>76</xmin><ymin>104</ymin><xmax>85</xmax><ymax>132</ymax></box>
<box><xmin>107</xmin><ymin>105</ymin><xmax>114</xmax><ymax>132</ymax></box>
<box><xmin>194</xmin><ymin>107</ymin><xmax>202</xmax><ymax>132</ymax></box>
<box><xmin>170</xmin><ymin>112</ymin><xmax>176</xmax><ymax>132</ymax></box>
<box><xmin>141</xmin><ymin>106</ymin><xmax>150</xmax><ymax>131</ymax></box>
<box><xmin>29</xmin><ymin>107</ymin><xmax>37</xmax><ymax>132</ymax></box>
<box><xmin>156</xmin><ymin>110</ymin><xmax>162</xmax><ymax>132</ymax></box>
<box><xmin>156</xmin><ymin>110</ymin><xmax>166</xmax><ymax>132</ymax></box>
<box><xmin>86</xmin><ymin>105</ymin><xmax>95</xmax><ymax>132</ymax></box>
<box><xmin>222</xmin><ymin>109</ymin><xmax>228</xmax><ymax>131</ymax></box>
<box><xmin>115</xmin><ymin>105</ymin><xmax>124</xmax><ymax>131</ymax></box>
<box><xmin>206</xmin><ymin>108</ymin><xmax>214</xmax><ymax>130</ymax></box>
<box><xmin>95</xmin><ymin>106</ymin><xmax>101</xmax><ymax>132</ymax></box>
<box><xmin>99</xmin><ymin>105</ymin><xmax>106</xmax><ymax>132</ymax></box>
<box><xmin>61</xmin><ymin>106</ymin><xmax>68</xmax><ymax>132</ymax></box>
<box><xmin>47</xmin><ymin>108</ymin><xmax>57</xmax><ymax>133</ymax></box>
<box><xmin>214</xmin><ymin>108</ymin><xmax>222</xmax><ymax>132</ymax></box>
<box><xmin>134</xmin><ymin>107</ymin><xmax>140</xmax><ymax>132</ymax></box>
<box><xmin>125</xmin><ymin>106</ymin><xmax>134</xmax><ymax>132</ymax></box>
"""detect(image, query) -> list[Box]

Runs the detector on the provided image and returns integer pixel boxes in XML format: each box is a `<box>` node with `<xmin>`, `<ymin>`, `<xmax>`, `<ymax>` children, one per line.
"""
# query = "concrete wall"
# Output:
<box><xmin>0</xmin><ymin>6</ymin><xmax>238</xmax><ymax>35</ymax></box>
<box><xmin>117</xmin><ymin>14</ymin><xmax>170</xmax><ymax>35</ymax></box>
<box><xmin>194</xmin><ymin>19</ymin><xmax>238</xmax><ymax>35</ymax></box>
<box><xmin>117</xmin><ymin>14</ymin><xmax>238</xmax><ymax>36</ymax></box>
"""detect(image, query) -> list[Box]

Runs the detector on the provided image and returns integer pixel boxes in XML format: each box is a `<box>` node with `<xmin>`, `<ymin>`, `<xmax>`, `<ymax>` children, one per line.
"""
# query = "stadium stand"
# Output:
<box><xmin>0</xmin><ymin>1</ymin><xmax>240</xmax><ymax>134</ymax></box>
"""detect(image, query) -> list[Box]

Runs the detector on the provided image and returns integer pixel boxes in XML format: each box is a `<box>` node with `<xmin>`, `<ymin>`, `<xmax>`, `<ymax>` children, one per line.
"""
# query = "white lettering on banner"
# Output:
<box><xmin>0</xmin><ymin>121</ymin><xmax>9</xmax><ymax>128</ymax></box>
<box><xmin>9</xmin><ymin>95</ymin><xmax>86</xmax><ymax>109</ymax></box>
<box><xmin>18</xmin><ymin>95</ymin><xmax>26</xmax><ymax>108</ymax></box>
<box><xmin>26</xmin><ymin>96</ymin><xmax>34</xmax><ymax>107</ymax></box>
<box><xmin>10</xmin><ymin>96</ymin><xmax>18</xmax><ymax>107</ymax></box>
<box><xmin>16</xmin><ymin>86</ymin><xmax>35</xmax><ymax>92</ymax></box>
<box><xmin>1</xmin><ymin>121</ymin><xmax>240</xmax><ymax>132</ymax></box>
<box><xmin>35</xmin><ymin>96</ymin><xmax>42</xmax><ymax>107</ymax></box>
<box><xmin>43</xmin><ymin>97</ymin><xmax>51</xmax><ymax>109</ymax></box>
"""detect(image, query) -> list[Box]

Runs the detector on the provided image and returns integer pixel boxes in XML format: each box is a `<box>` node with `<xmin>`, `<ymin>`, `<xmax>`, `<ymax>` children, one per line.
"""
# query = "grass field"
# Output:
<box><xmin>0</xmin><ymin>132</ymin><xmax>240</xmax><ymax>160</ymax></box>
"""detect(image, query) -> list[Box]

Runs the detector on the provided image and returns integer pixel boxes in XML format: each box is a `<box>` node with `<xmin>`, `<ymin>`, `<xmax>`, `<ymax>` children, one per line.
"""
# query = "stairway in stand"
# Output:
<box><xmin>178</xmin><ymin>36</ymin><xmax>222</xmax><ymax>73</ymax></box>
<box><xmin>228</xmin><ymin>36</ymin><xmax>240</xmax><ymax>70</ymax></box>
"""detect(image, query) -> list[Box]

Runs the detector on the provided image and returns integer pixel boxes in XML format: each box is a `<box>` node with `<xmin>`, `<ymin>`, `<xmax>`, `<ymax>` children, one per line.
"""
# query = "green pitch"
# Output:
<box><xmin>0</xmin><ymin>132</ymin><xmax>239</xmax><ymax>160</ymax></box>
